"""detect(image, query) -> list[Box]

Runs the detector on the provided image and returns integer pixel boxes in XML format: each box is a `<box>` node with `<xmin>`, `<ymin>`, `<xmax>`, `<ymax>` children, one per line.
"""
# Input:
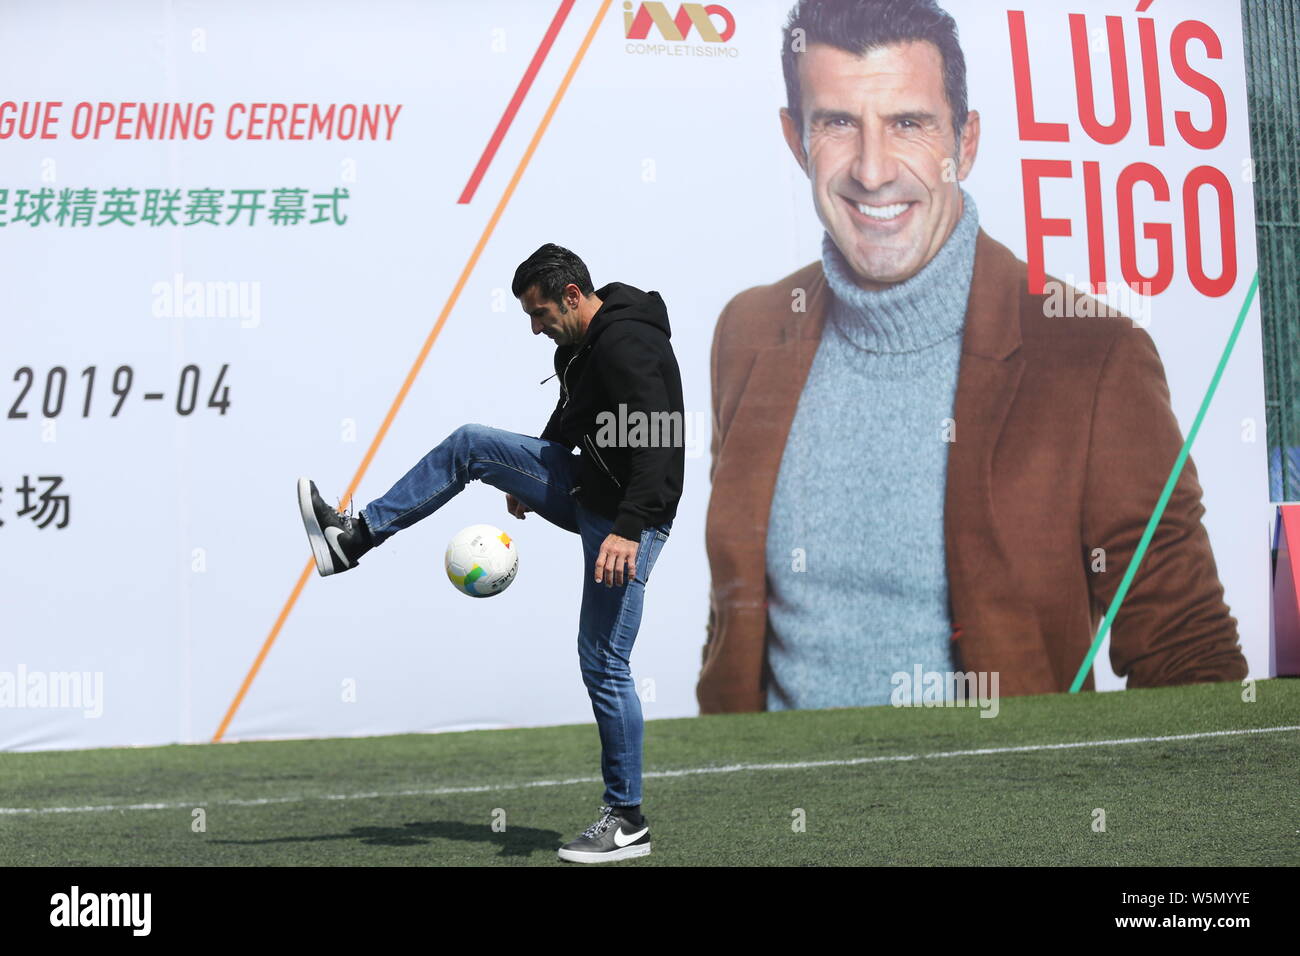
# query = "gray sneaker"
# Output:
<box><xmin>557</xmin><ymin>805</ymin><xmax>651</xmax><ymax>863</ymax></box>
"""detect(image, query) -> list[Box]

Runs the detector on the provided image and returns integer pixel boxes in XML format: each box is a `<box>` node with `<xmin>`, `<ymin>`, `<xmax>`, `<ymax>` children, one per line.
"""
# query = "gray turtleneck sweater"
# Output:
<box><xmin>764</xmin><ymin>192</ymin><xmax>979</xmax><ymax>710</ymax></box>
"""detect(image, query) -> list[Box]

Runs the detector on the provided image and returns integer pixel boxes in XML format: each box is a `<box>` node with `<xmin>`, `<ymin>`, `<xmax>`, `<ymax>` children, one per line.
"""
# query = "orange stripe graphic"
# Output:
<box><xmin>213</xmin><ymin>0</ymin><xmax>613</xmax><ymax>743</ymax></box>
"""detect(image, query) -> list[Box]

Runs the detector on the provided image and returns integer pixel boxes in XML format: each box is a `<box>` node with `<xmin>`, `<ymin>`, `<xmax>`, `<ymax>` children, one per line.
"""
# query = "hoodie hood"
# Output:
<box><xmin>582</xmin><ymin>282</ymin><xmax>671</xmax><ymax>343</ymax></box>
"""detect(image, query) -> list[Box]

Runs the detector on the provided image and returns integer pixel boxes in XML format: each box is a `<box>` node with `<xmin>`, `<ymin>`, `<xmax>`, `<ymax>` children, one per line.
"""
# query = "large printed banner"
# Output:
<box><xmin>0</xmin><ymin>0</ymin><xmax>1267</xmax><ymax>749</ymax></box>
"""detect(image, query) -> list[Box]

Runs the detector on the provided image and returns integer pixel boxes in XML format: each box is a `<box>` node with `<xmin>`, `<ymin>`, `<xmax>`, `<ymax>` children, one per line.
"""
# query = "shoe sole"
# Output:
<box><xmin>297</xmin><ymin>477</ymin><xmax>333</xmax><ymax>577</ymax></box>
<box><xmin>556</xmin><ymin>843</ymin><xmax>651</xmax><ymax>863</ymax></box>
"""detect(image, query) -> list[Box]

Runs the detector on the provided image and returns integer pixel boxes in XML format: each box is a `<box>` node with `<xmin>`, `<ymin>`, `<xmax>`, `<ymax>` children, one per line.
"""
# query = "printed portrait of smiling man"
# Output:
<box><xmin>698</xmin><ymin>0</ymin><xmax>1247</xmax><ymax>714</ymax></box>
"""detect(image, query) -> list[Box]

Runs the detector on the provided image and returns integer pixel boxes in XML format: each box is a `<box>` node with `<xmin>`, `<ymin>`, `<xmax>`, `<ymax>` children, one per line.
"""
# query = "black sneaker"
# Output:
<box><xmin>297</xmin><ymin>477</ymin><xmax>372</xmax><ymax>576</ymax></box>
<box><xmin>556</xmin><ymin>805</ymin><xmax>651</xmax><ymax>863</ymax></box>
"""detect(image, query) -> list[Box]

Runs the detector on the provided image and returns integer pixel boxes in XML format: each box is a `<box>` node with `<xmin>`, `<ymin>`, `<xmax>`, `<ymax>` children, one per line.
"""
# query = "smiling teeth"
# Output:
<box><xmin>856</xmin><ymin>202</ymin><xmax>908</xmax><ymax>219</ymax></box>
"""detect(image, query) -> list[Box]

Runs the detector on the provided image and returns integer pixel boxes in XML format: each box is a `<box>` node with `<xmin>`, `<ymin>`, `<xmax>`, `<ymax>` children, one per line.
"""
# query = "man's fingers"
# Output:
<box><xmin>595</xmin><ymin>536</ymin><xmax>638</xmax><ymax>587</ymax></box>
<box><xmin>623</xmin><ymin>544</ymin><xmax>637</xmax><ymax>585</ymax></box>
<box><xmin>596</xmin><ymin>548</ymin><xmax>618</xmax><ymax>587</ymax></box>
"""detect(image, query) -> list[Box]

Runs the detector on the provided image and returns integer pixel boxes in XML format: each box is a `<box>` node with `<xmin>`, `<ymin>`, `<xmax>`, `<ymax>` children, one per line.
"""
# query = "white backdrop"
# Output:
<box><xmin>0</xmin><ymin>0</ymin><xmax>1267</xmax><ymax>750</ymax></box>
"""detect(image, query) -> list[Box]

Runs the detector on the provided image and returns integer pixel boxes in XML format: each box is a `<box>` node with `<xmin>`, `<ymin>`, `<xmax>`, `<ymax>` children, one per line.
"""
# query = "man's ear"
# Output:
<box><xmin>956</xmin><ymin>109</ymin><xmax>980</xmax><ymax>180</ymax></box>
<box><xmin>779</xmin><ymin>107</ymin><xmax>809</xmax><ymax>175</ymax></box>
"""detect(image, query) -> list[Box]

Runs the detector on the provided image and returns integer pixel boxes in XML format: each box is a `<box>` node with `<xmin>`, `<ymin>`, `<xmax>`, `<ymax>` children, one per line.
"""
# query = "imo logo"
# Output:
<box><xmin>623</xmin><ymin>1</ymin><xmax>736</xmax><ymax>43</ymax></box>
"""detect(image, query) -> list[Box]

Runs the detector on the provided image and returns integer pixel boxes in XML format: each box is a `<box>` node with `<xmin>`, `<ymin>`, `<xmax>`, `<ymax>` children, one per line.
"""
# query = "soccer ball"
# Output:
<box><xmin>444</xmin><ymin>524</ymin><xmax>518</xmax><ymax>597</ymax></box>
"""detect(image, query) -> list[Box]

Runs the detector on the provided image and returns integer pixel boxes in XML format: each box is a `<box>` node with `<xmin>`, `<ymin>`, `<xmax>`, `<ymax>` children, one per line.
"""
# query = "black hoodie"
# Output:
<box><xmin>539</xmin><ymin>282</ymin><xmax>685</xmax><ymax>540</ymax></box>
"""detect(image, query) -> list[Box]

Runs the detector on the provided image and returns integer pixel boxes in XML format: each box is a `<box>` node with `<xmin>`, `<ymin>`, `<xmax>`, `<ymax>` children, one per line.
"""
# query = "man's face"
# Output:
<box><xmin>781</xmin><ymin>41</ymin><xmax>979</xmax><ymax>289</ymax></box>
<box><xmin>520</xmin><ymin>284</ymin><xmax>582</xmax><ymax>346</ymax></box>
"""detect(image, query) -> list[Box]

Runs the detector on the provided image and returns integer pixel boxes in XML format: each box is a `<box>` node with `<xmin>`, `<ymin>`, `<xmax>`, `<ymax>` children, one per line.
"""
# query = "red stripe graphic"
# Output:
<box><xmin>458</xmin><ymin>0</ymin><xmax>577</xmax><ymax>204</ymax></box>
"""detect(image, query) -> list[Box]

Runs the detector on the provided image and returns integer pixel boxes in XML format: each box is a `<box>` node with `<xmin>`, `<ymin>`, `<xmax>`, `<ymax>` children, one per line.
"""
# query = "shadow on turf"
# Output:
<box><xmin>210</xmin><ymin>821</ymin><xmax>561</xmax><ymax>857</ymax></box>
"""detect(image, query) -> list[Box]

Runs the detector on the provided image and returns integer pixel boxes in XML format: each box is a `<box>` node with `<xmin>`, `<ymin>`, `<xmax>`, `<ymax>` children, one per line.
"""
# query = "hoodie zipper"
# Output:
<box><xmin>558</xmin><ymin>343</ymin><xmax>591</xmax><ymax>410</ymax></box>
<box><xmin>583</xmin><ymin>432</ymin><xmax>622</xmax><ymax>489</ymax></box>
<box><xmin>546</xmin><ymin>341</ymin><xmax>619</xmax><ymax>489</ymax></box>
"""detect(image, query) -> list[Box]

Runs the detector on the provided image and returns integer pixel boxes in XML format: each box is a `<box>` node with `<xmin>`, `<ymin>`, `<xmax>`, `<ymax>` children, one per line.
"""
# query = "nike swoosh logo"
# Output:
<box><xmin>325</xmin><ymin>527</ymin><xmax>350</xmax><ymax>565</ymax></box>
<box><xmin>614</xmin><ymin>825</ymin><xmax>648</xmax><ymax>847</ymax></box>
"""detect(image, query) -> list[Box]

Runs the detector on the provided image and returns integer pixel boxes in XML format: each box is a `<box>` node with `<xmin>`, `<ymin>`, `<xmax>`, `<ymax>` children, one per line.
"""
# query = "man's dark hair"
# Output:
<box><xmin>781</xmin><ymin>0</ymin><xmax>968</xmax><ymax>148</ymax></box>
<box><xmin>512</xmin><ymin>243</ymin><xmax>595</xmax><ymax>306</ymax></box>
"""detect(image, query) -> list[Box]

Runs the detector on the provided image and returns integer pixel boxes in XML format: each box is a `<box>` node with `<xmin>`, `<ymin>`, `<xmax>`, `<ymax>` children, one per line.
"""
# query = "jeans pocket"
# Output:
<box><xmin>638</xmin><ymin>529</ymin><xmax>668</xmax><ymax>584</ymax></box>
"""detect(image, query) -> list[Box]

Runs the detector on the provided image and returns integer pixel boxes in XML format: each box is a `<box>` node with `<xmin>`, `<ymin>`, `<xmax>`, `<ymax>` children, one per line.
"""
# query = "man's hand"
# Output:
<box><xmin>505</xmin><ymin>493</ymin><xmax>532</xmax><ymax>520</ymax></box>
<box><xmin>595</xmin><ymin>533</ymin><xmax>638</xmax><ymax>587</ymax></box>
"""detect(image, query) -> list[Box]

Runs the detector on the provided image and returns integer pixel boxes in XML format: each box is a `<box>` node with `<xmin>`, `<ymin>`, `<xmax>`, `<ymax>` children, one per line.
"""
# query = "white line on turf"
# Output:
<box><xmin>3</xmin><ymin>724</ymin><xmax>1297</xmax><ymax>816</ymax></box>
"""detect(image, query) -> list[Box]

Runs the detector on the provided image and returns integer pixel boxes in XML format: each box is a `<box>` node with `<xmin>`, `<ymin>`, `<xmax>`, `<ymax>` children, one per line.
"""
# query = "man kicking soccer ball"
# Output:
<box><xmin>298</xmin><ymin>243</ymin><xmax>684</xmax><ymax>863</ymax></box>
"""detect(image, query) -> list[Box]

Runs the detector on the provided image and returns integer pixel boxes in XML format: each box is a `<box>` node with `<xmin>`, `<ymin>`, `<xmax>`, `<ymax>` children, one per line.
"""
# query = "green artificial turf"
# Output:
<box><xmin>1</xmin><ymin>679</ymin><xmax>1296</xmax><ymax>866</ymax></box>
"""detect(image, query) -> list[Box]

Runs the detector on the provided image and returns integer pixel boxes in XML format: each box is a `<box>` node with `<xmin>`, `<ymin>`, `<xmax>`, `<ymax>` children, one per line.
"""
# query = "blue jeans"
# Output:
<box><xmin>360</xmin><ymin>423</ymin><xmax>671</xmax><ymax>807</ymax></box>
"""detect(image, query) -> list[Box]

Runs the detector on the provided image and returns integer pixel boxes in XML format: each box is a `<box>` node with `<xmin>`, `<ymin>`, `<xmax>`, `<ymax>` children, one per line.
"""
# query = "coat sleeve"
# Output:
<box><xmin>1081</xmin><ymin>325</ymin><xmax>1248</xmax><ymax>687</ymax></box>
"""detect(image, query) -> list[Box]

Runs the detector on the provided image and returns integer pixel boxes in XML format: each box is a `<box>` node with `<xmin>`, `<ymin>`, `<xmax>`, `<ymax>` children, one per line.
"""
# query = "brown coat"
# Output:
<box><xmin>699</xmin><ymin>229</ymin><xmax>1247</xmax><ymax>713</ymax></box>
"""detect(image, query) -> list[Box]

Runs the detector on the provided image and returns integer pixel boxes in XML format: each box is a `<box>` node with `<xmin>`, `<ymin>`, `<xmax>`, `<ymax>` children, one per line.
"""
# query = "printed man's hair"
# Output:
<box><xmin>781</xmin><ymin>0</ymin><xmax>969</xmax><ymax>147</ymax></box>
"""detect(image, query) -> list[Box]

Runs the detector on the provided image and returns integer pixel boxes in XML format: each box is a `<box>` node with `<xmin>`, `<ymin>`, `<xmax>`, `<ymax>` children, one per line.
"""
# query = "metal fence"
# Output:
<box><xmin>1244</xmin><ymin>0</ymin><xmax>1300</xmax><ymax>499</ymax></box>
